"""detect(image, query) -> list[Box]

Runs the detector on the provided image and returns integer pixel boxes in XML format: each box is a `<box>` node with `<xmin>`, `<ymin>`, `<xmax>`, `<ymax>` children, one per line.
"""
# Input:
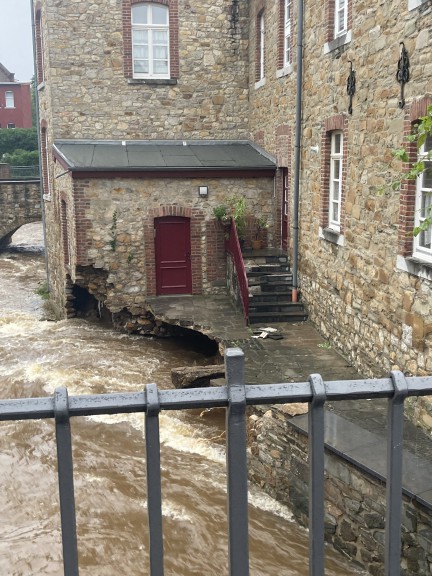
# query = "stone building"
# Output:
<box><xmin>34</xmin><ymin>0</ymin><xmax>432</xmax><ymax>397</ymax></box>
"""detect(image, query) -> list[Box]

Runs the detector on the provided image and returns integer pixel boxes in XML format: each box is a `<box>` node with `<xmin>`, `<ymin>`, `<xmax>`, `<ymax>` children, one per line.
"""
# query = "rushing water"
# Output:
<box><xmin>0</xmin><ymin>223</ymin><xmax>364</xmax><ymax>575</ymax></box>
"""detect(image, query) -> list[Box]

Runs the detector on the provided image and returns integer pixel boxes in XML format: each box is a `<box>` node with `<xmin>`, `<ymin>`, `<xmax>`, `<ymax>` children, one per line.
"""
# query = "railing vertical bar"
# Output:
<box><xmin>145</xmin><ymin>383</ymin><xmax>164</xmax><ymax>576</ymax></box>
<box><xmin>225</xmin><ymin>348</ymin><xmax>249</xmax><ymax>576</ymax></box>
<box><xmin>54</xmin><ymin>387</ymin><xmax>80</xmax><ymax>576</ymax></box>
<box><xmin>385</xmin><ymin>371</ymin><xmax>408</xmax><ymax>576</ymax></box>
<box><xmin>308</xmin><ymin>374</ymin><xmax>326</xmax><ymax>576</ymax></box>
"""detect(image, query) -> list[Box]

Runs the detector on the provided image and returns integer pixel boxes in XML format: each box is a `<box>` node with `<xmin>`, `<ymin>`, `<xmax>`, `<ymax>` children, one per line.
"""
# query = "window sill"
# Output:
<box><xmin>319</xmin><ymin>226</ymin><xmax>345</xmax><ymax>246</ymax></box>
<box><xmin>397</xmin><ymin>255</ymin><xmax>432</xmax><ymax>280</ymax></box>
<box><xmin>127</xmin><ymin>78</ymin><xmax>177</xmax><ymax>86</ymax></box>
<box><xmin>323</xmin><ymin>30</ymin><xmax>352</xmax><ymax>55</ymax></box>
<box><xmin>276</xmin><ymin>64</ymin><xmax>293</xmax><ymax>79</ymax></box>
<box><xmin>43</xmin><ymin>193</ymin><xmax>52</xmax><ymax>202</ymax></box>
<box><xmin>37</xmin><ymin>82</ymin><xmax>46</xmax><ymax>91</ymax></box>
<box><xmin>254</xmin><ymin>78</ymin><xmax>266</xmax><ymax>90</ymax></box>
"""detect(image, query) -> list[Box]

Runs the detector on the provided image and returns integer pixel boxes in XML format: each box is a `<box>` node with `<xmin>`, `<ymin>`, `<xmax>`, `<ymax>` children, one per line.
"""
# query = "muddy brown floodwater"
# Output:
<box><xmin>0</xmin><ymin>223</ymin><xmax>365</xmax><ymax>575</ymax></box>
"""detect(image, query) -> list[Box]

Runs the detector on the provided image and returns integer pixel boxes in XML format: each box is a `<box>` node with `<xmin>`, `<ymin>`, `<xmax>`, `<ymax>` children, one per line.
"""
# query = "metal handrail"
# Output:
<box><xmin>1</xmin><ymin>348</ymin><xmax>430</xmax><ymax>576</ymax></box>
<box><xmin>225</xmin><ymin>218</ymin><xmax>249</xmax><ymax>324</ymax></box>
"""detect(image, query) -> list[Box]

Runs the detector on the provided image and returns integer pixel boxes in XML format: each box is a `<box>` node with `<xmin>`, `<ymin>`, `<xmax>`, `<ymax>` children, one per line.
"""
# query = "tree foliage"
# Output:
<box><xmin>0</xmin><ymin>128</ymin><xmax>38</xmax><ymax>158</ymax></box>
<box><xmin>2</xmin><ymin>149</ymin><xmax>39</xmax><ymax>166</ymax></box>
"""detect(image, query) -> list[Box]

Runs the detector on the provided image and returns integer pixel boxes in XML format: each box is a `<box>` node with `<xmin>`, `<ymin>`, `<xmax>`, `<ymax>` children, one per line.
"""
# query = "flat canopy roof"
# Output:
<box><xmin>53</xmin><ymin>140</ymin><xmax>276</xmax><ymax>174</ymax></box>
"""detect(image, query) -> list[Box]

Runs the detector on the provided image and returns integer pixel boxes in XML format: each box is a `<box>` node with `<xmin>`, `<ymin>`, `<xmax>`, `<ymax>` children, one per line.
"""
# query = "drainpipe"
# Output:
<box><xmin>30</xmin><ymin>0</ymin><xmax>50</xmax><ymax>291</ymax></box>
<box><xmin>291</xmin><ymin>0</ymin><xmax>305</xmax><ymax>303</ymax></box>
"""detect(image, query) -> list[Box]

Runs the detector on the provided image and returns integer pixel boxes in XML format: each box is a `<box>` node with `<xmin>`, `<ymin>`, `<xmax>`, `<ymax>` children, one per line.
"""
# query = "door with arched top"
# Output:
<box><xmin>154</xmin><ymin>216</ymin><xmax>192</xmax><ymax>295</ymax></box>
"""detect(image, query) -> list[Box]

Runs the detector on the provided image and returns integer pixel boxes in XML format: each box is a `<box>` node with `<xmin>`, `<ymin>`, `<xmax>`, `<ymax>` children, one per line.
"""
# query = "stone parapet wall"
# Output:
<box><xmin>248</xmin><ymin>406</ymin><xmax>432</xmax><ymax>576</ymax></box>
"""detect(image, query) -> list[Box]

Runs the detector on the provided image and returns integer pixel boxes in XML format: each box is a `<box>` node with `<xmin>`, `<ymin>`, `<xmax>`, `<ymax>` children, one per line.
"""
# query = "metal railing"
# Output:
<box><xmin>225</xmin><ymin>219</ymin><xmax>249</xmax><ymax>323</ymax></box>
<box><xmin>7</xmin><ymin>165</ymin><xmax>40</xmax><ymax>180</ymax></box>
<box><xmin>1</xmin><ymin>347</ymin><xmax>431</xmax><ymax>576</ymax></box>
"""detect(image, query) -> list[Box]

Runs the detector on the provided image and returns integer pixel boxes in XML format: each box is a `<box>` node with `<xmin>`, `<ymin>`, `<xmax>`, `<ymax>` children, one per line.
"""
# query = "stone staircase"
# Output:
<box><xmin>242</xmin><ymin>248</ymin><xmax>308</xmax><ymax>324</ymax></box>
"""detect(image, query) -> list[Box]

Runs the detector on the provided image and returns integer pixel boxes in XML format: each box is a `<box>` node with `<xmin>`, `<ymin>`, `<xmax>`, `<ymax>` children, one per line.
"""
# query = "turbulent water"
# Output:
<box><xmin>0</xmin><ymin>223</ymin><xmax>363</xmax><ymax>575</ymax></box>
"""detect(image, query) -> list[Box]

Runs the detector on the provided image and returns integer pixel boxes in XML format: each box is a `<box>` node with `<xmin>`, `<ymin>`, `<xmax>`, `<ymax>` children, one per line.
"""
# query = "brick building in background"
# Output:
<box><xmin>33</xmin><ymin>0</ymin><xmax>432</xmax><ymax>422</ymax></box>
<box><xmin>0</xmin><ymin>63</ymin><xmax>32</xmax><ymax>129</ymax></box>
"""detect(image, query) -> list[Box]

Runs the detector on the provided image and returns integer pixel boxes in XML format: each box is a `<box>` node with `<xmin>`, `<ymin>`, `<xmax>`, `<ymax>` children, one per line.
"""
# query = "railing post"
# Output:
<box><xmin>385</xmin><ymin>371</ymin><xmax>408</xmax><ymax>576</ymax></box>
<box><xmin>54</xmin><ymin>387</ymin><xmax>80</xmax><ymax>576</ymax></box>
<box><xmin>225</xmin><ymin>348</ymin><xmax>249</xmax><ymax>576</ymax></box>
<box><xmin>308</xmin><ymin>374</ymin><xmax>326</xmax><ymax>576</ymax></box>
<box><xmin>145</xmin><ymin>383</ymin><xmax>164</xmax><ymax>576</ymax></box>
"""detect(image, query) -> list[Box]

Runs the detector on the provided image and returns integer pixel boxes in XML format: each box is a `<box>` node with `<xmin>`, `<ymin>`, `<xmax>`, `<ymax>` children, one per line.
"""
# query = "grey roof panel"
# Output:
<box><xmin>53</xmin><ymin>140</ymin><xmax>276</xmax><ymax>171</ymax></box>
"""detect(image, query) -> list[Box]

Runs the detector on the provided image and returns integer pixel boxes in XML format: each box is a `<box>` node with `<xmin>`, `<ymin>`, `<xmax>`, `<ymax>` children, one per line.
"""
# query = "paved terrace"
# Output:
<box><xmin>146</xmin><ymin>293</ymin><xmax>432</xmax><ymax>510</ymax></box>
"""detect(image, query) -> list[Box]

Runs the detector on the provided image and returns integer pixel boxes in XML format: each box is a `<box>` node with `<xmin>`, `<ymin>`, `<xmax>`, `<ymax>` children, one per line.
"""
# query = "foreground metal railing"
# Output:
<box><xmin>1</xmin><ymin>348</ymin><xmax>431</xmax><ymax>576</ymax></box>
<box><xmin>9</xmin><ymin>165</ymin><xmax>40</xmax><ymax>180</ymax></box>
<box><xmin>225</xmin><ymin>220</ymin><xmax>249</xmax><ymax>323</ymax></box>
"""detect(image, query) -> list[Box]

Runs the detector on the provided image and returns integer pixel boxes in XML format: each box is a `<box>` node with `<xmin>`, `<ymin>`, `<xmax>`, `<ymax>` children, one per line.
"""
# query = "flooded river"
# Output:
<box><xmin>0</xmin><ymin>223</ymin><xmax>364</xmax><ymax>575</ymax></box>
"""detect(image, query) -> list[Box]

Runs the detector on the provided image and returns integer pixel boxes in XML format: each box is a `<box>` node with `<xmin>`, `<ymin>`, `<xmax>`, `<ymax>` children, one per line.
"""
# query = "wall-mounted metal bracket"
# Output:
<box><xmin>396</xmin><ymin>42</ymin><xmax>410</xmax><ymax>109</ymax></box>
<box><xmin>347</xmin><ymin>61</ymin><xmax>356</xmax><ymax>115</ymax></box>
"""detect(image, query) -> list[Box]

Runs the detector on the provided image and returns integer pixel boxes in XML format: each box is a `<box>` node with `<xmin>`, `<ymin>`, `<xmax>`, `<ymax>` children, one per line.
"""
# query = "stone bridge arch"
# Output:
<box><xmin>0</xmin><ymin>180</ymin><xmax>42</xmax><ymax>246</ymax></box>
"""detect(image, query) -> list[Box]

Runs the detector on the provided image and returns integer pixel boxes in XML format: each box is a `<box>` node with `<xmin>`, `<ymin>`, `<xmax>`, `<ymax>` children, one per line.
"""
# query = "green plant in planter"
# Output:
<box><xmin>226</xmin><ymin>195</ymin><xmax>246</xmax><ymax>240</ymax></box>
<box><xmin>254</xmin><ymin>215</ymin><xmax>269</xmax><ymax>240</ymax></box>
<box><xmin>213</xmin><ymin>204</ymin><xmax>231</xmax><ymax>225</ymax></box>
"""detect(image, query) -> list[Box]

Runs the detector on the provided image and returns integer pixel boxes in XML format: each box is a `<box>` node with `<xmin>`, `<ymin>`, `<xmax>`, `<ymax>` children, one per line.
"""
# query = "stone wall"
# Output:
<box><xmin>0</xmin><ymin>181</ymin><xmax>42</xmax><ymax>245</ymax></box>
<box><xmin>247</xmin><ymin>0</ymin><xmax>432</xmax><ymax>401</ymax></box>
<box><xmin>53</xmin><ymin>169</ymin><xmax>274</xmax><ymax>315</ymax></box>
<box><xmin>248</xmin><ymin>405</ymin><xmax>432</xmax><ymax>576</ymax></box>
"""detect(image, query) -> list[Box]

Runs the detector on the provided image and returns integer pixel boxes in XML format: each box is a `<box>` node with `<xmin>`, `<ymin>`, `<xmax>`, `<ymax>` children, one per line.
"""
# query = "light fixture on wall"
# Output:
<box><xmin>198</xmin><ymin>186</ymin><xmax>208</xmax><ymax>198</ymax></box>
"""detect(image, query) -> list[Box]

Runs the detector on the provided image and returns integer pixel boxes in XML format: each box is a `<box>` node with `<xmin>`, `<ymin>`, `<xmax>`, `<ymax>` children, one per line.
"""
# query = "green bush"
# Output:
<box><xmin>2</xmin><ymin>149</ymin><xmax>39</xmax><ymax>166</ymax></box>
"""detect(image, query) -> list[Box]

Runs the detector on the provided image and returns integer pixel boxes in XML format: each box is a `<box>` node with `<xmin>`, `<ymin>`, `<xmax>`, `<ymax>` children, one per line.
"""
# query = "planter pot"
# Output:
<box><xmin>252</xmin><ymin>239</ymin><xmax>262</xmax><ymax>250</ymax></box>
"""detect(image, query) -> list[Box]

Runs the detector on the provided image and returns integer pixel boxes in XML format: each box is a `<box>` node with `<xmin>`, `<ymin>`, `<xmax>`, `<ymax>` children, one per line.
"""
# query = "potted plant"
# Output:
<box><xmin>226</xmin><ymin>195</ymin><xmax>247</xmax><ymax>243</ymax></box>
<box><xmin>213</xmin><ymin>205</ymin><xmax>231</xmax><ymax>227</ymax></box>
<box><xmin>252</xmin><ymin>215</ymin><xmax>269</xmax><ymax>250</ymax></box>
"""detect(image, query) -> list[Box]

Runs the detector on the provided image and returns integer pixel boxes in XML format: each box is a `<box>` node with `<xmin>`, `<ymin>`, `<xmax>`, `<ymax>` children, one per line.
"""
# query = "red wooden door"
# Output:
<box><xmin>155</xmin><ymin>216</ymin><xmax>192</xmax><ymax>295</ymax></box>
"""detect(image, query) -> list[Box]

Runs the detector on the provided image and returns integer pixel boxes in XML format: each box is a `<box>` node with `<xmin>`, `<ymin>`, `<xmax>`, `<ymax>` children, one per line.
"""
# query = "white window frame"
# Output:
<box><xmin>284</xmin><ymin>0</ymin><xmax>292</xmax><ymax>67</ymax></box>
<box><xmin>413</xmin><ymin>136</ymin><xmax>432</xmax><ymax>262</ymax></box>
<box><xmin>334</xmin><ymin>0</ymin><xmax>347</xmax><ymax>38</ymax></box>
<box><xmin>7</xmin><ymin>123</ymin><xmax>15</xmax><ymax>129</ymax></box>
<box><xmin>259</xmin><ymin>11</ymin><xmax>265</xmax><ymax>81</ymax></box>
<box><xmin>132</xmin><ymin>3</ymin><xmax>170</xmax><ymax>80</ymax></box>
<box><xmin>5</xmin><ymin>91</ymin><xmax>14</xmax><ymax>108</ymax></box>
<box><xmin>329</xmin><ymin>131</ymin><xmax>343</xmax><ymax>232</ymax></box>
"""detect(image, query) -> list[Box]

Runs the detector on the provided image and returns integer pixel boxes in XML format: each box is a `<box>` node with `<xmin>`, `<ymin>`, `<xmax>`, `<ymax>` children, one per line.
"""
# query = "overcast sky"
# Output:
<box><xmin>0</xmin><ymin>0</ymin><xmax>34</xmax><ymax>82</ymax></box>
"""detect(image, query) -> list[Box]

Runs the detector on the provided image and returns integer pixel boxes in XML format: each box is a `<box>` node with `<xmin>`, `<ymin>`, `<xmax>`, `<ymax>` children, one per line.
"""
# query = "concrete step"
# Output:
<box><xmin>246</xmin><ymin>264</ymin><xmax>290</xmax><ymax>275</ymax></box>
<box><xmin>249</xmin><ymin>290</ymin><xmax>293</xmax><ymax>301</ymax></box>
<box><xmin>249</xmin><ymin>301</ymin><xmax>304</xmax><ymax>314</ymax></box>
<box><xmin>249</xmin><ymin>310</ymin><xmax>308</xmax><ymax>324</ymax></box>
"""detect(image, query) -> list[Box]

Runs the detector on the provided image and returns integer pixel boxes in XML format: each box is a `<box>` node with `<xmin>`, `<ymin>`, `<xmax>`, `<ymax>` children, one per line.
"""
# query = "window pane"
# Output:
<box><xmin>5</xmin><ymin>92</ymin><xmax>14</xmax><ymax>107</ymax></box>
<box><xmin>419</xmin><ymin>227</ymin><xmax>432</xmax><ymax>250</ymax></box>
<box><xmin>153</xmin><ymin>60</ymin><xmax>168</xmax><ymax>74</ymax></box>
<box><xmin>133</xmin><ymin>45</ymin><xmax>148</xmax><ymax>58</ymax></box>
<box><xmin>151</xmin><ymin>4</ymin><xmax>168</xmax><ymax>25</ymax></box>
<box><xmin>332</xmin><ymin>203</ymin><xmax>340</xmax><ymax>222</ymax></box>
<box><xmin>133</xmin><ymin>30</ymin><xmax>148</xmax><ymax>44</ymax></box>
<box><xmin>153</xmin><ymin>30</ymin><xmax>168</xmax><ymax>44</ymax></box>
<box><xmin>134</xmin><ymin>60</ymin><xmax>149</xmax><ymax>73</ymax></box>
<box><xmin>132</xmin><ymin>5</ymin><xmax>147</xmax><ymax>24</ymax></box>
<box><xmin>423</xmin><ymin>164</ymin><xmax>432</xmax><ymax>189</ymax></box>
<box><xmin>333</xmin><ymin>133</ymin><xmax>342</xmax><ymax>153</ymax></box>
<box><xmin>153</xmin><ymin>46</ymin><xmax>168</xmax><ymax>59</ymax></box>
<box><xmin>332</xmin><ymin>179</ymin><xmax>340</xmax><ymax>200</ymax></box>
<box><xmin>425</xmin><ymin>135</ymin><xmax>432</xmax><ymax>154</ymax></box>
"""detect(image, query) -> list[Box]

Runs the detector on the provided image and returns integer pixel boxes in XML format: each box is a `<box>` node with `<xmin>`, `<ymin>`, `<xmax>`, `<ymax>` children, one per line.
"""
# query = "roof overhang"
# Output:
<box><xmin>53</xmin><ymin>139</ymin><xmax>276</xmax><ymax>179</ymax></box>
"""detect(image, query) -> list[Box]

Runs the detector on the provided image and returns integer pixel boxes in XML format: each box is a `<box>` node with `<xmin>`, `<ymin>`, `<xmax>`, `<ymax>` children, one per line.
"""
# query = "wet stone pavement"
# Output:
<box><xmin>146</xmin><ymin>294</ymin><xmax>432</xmax><ymax>508</ymax></box>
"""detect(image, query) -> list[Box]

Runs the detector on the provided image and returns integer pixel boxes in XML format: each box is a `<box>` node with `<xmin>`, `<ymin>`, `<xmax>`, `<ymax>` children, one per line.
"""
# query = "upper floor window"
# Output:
<box><xmin>5</xmin><ymin>91</ymin><xmax>14</xmax><ymax>108</ymax></box>
<box><xmin>413</xmin><ymin>135</ymin><xmax>432</xmax><ymax>262</ymax></box>
<box><xmin>329</xmin><ymin>131</ymin><xmax>343</xmax><ymax>231</ymax></box>
<box><xmin>324</xmin><ymin>0</ymin><xmax>351</xmax><ymax>54</ymax></box>
<box><xmin>335</xmin><ymin>0</ymin><xmax>347</xmax><ymax>37</ymax></box>
<box><xmin>284</xmin><ymin>1</ymin><xmax>292</xmax><ymax>66</ymax></box>
<box><xmin>255</xmin><ymin>9</ymin><xmax>265</xmax><ymax>86</ymax></box>
<box><xmin>132</xmin><ymin>3</ymin><xmax>169</xmax><ymax>79</ymax></box>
